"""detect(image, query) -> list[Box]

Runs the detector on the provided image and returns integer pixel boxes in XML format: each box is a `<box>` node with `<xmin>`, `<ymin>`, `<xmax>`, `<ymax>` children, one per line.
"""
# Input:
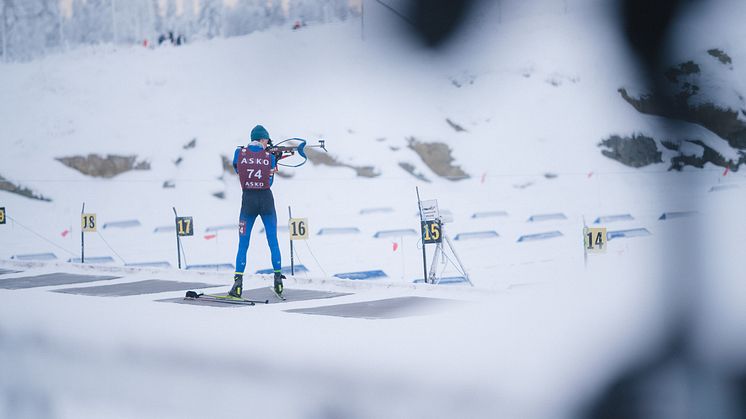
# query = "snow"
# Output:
<box><xmin>679</xmin><ymin>140</ymin><xmax>706</xmax><ymax>158</ymax></box>
<box><xmin>1</xmin><ymin>1</ymin><xmax>746</xmax><ymax>417</ymax></box>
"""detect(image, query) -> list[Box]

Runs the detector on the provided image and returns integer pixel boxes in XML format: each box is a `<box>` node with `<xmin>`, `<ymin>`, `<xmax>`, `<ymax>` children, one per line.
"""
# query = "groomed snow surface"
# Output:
<box><xmin>1</xmin><ymin>1</ymin><xmax>746</xmax><ymax>418</ymax></box>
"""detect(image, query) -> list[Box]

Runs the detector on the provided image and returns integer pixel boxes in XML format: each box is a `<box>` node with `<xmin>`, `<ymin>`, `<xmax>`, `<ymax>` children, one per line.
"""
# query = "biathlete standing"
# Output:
<box><xmin>229</xmin><ymin>124</ymin><xmax>285</xmax><ymax>298</ymax></box>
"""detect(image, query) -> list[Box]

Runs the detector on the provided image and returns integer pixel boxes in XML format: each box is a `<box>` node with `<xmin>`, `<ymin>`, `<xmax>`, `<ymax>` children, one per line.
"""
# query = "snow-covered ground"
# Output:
<box><xmin>1</xmin><ymin>0</ymin><xmax>745</xmax><ymax>417</ymax></box>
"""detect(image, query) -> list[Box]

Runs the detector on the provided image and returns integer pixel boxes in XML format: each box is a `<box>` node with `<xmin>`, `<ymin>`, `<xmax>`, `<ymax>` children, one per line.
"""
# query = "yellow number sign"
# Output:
<box><xmin>81</xmin><ymin>213</ymin><xmax>97</xmax><ymax>232</ymax></box>
<box><xmin>422</xmin><ymin>220</ymin><xmax>442</xmax><ymax>244</ymax></box>
<box><xmin>584</xmin><ymin>227</ymin><xmax>607</xmax><ymax>253</ymax></box>
<box><xmin>289</xmin><ymin>218</ymin><xmax>308</xmax><ymax>240</ymax></box>
<box><xmin>176</xmin><ymin>217</ymin><xmax>194</xmax><ymax>236</ymax></box>
<box><xmin>0</xmin><ymin>207</ymin><xmax>5</xmax><ymax>225</ymax></box>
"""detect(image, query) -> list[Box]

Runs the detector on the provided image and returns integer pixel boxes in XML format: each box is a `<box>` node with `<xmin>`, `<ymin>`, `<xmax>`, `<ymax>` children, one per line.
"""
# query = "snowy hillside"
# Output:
<box><xmin>1</xmin><ymin>1</ymin><xmax>746</xmax><ymax>418</ymax></box>
<box><xmin>1</xmin><ymin>0</ymin><xmax>745</xmax><ymax>282</ymax></box>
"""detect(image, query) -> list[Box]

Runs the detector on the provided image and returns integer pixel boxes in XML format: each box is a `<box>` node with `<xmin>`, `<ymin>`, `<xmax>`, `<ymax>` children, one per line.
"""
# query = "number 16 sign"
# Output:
<box><xmin>289</xmin><ymin>218</ymin><xmax>308</xmax><ymax>240</ymax></box>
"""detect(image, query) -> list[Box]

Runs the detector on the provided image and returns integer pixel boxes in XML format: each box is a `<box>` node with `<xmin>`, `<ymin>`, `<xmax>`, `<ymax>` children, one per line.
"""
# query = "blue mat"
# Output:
<box><xmin>517</xmin><ymin>231</ymin><xmax>563</xmax><ymax>242</ymax></box>
<box><xmin>125</xmin><ymin>261</ymin><xmax>172</xmax><ymax>268</ymax></box>
<box><xmin>453</xmin><ymin>231</ymin><xmax>499</xmax><ymax>240</ymax></box>
<box><xmin>334</xmin><ymin>270</ymin><xmax>388</xmax><ymax>280</ymax></box>
<box><xmin>594</xmin><ymin>214</ymin><xmax>634</xmax><ymax>224</ymax></box>
<box><xmin>528</xmin><ymin>213</ymin><xmax>567</xmax><ymax>222</ymax></box>
<box><xmin>317</xmin><ymin>227</ymin><xmax>361</xmax><ymax>235</ymax></box>
<box><xmin>255</xmin><ymin>265</ymin><xmax>309</xmax><ymax>275</ymax></box>
<box><xmin>607</xmin><ymin>228</ymin><xmax>651</xmax><ymax>240</ymax></box>
<box><xmin>68</xmin><ymin>256</ymin><xmax>116</xmax><ymax>264</ymax></box>
<box><xmin>186</xmin><ymin>263</ymin><xmax>235</xmax><ymax>272</ymax></box>
<box><xmin>471</xmin><ymin>211</ymin><xmax>508</xmax><ymax>219</ymax></box>
<box><xmin>413</xmin><ymin>276</ymin><xmax>469</xmax><ymax>285</ymax></box>
<box><xmin>205</xmin><ymin>224</ymin><xmax>238</xmax><ymax>232</ymax></box>
<box><xmin>360</xmin><ymin>207</ymin><xmax>394</xmax><ymax>215</ymax></box>
<box><xmin>11</xmin><ymin>253</ymin><xmax>57</xmax><ymax>261</ymax></box>
<box><xmin>659</xmin><ymin>211</ymin><xmax>698</xmax><ymax>220</ymax></box>
<box><xmin>373</xmin><ymin>229</ymin><xmax>418</xmax><ymax>238</ymax></box>
<box><xmin>103</xmin><ymin>220</ymin><xmax>141</xmax><ymax>229</ymax></box>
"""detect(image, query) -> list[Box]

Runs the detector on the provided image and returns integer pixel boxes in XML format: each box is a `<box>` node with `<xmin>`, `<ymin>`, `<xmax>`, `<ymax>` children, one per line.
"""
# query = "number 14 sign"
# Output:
<box><xmin>584</xmin><ymin>227</ymin><xmax>607</xmax><ymax>253</ymax></box>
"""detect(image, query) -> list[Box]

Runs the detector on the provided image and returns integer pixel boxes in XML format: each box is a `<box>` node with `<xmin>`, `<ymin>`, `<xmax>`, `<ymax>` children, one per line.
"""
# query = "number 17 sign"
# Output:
<box><xmin>176</xmin><ymin>216</ymin><xmax>194</xmax><ymax>236</ymax></box>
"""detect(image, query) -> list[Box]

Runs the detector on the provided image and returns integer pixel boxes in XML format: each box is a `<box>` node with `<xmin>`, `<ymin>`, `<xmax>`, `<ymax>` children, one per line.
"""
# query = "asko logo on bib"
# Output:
<box><xmin>238</xmin><ymin>148</ymin><xmax>272</xmax><ymax>190</ymax></box>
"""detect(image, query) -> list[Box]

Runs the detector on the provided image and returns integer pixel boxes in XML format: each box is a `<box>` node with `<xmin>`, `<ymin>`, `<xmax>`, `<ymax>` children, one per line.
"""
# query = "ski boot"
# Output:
<box><xmin>273</xmin><ymin>271</ymin><xmax>285</xmax><ymax>296</ymax></box>
<box><xmin>228</xmin><ymin>273</ymin><xmax>243</xmax><ymax>298</ymax></box>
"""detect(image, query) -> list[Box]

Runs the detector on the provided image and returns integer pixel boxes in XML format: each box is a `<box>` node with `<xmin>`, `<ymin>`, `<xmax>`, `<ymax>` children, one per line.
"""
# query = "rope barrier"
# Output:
<box><xmin>96</xmin><ymin>230</ymin><xmax>128</xmax><ymax>264</ymax></box>
<box><xmin>302</xmin><ymin>240</ymin><xmax>329</xmax><ymax>277</ymax></box>
<box><xmin>6</xmin><ymin>215</ymin><xmax>77</xmax><ymax>257</ymax></box>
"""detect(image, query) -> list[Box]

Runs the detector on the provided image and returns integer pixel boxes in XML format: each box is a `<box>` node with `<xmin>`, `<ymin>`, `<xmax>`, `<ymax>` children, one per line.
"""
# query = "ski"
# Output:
<box><xmin>184</xmin><ymin>291</ymin><xmax>269</xmax><ymax>305</ymax></box>
<box><xmin>270</xmin><ymin>287</ymin><xmax>286</xmax><ymax>301</ymax></box>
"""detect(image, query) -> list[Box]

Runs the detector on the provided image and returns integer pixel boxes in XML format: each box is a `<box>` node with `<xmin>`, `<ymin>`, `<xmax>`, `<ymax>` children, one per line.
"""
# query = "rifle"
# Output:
<box><xmin>266</xmin><ymin>138</ymin><xmax>328</xmax><ymax>168</ymax></box>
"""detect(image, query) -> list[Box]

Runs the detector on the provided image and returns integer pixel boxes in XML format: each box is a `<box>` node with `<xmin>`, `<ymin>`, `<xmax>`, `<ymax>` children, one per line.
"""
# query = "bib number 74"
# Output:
<box><xmin>246</xmin><ymin>169</ymin><xmax>263</xmax><ymax>179</ymax></box>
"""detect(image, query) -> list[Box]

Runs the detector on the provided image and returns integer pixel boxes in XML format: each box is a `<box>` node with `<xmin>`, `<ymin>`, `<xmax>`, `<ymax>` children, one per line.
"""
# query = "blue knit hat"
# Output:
<box><xmin>250</xmin><ymin>125</ymin><xmax>270</xmax><ymax>141</ymax></box>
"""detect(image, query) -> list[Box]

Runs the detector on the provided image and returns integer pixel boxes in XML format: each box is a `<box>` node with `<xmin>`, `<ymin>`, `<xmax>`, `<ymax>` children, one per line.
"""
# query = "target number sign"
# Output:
<box><xmin>422</xmin><ymin>220</ymin><xmax>442</xmax><ymax>244</ymax></box>
<box><xmin>176</xmin><ymin>216</ymin><xmax>194</xmax><ymax>236</ymax></box>
<box><xmin>289</xmin><ymin>218</ymin><xmax>308</xmax><ymax>240</ymax></box>
<box><xmin>584</xmin><ymin>227</ymin><xmax>607</xmax><ymax>253</ymax></box>
<box><xmin>81</xmin><ymin>213</ymin><xmax>97</xmax><ymax>232</ymax></box>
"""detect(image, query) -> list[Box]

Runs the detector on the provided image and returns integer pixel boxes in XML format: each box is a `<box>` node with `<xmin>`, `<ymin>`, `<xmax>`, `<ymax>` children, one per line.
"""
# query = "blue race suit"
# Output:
<box><xmin>233</xmin><ymin>142</ymin><xmax>281</xmax><ymax>275</ymax></box>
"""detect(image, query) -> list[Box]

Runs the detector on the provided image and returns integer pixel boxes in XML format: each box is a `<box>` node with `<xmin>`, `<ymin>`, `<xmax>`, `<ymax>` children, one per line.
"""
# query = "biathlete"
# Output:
<box><xmin>229</xmin><ymin>124</ymin><xmax>286</xmax><ymax>298</ymax></box>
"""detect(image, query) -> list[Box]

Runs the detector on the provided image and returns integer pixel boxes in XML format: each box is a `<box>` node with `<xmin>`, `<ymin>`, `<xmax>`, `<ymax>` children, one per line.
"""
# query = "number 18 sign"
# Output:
<box><xmin>81</xmin><ymin>213</ymin><xmax>97</xmax><ymax>232</ymax></box>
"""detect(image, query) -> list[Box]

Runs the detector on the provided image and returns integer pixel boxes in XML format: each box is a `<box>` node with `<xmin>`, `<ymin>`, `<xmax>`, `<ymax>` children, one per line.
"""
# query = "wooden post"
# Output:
<box><xmin>289</xmin><ymin>206</ymin><xmax>294</xmax><ymax>276</ymax></box>
<box><xmin>416</xmin><ymin>187</ymin><xmax>428</xmax><ymax>284</ymax></box>
<box><xmin>81</xmin><ymin>203</ymin><xmax>85</xmax><ymax>263</ymax></box>
<box><xmin>173</xmin><ymin>207</ymin><xmax>181</xmax><ymax>269</ymax></box>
